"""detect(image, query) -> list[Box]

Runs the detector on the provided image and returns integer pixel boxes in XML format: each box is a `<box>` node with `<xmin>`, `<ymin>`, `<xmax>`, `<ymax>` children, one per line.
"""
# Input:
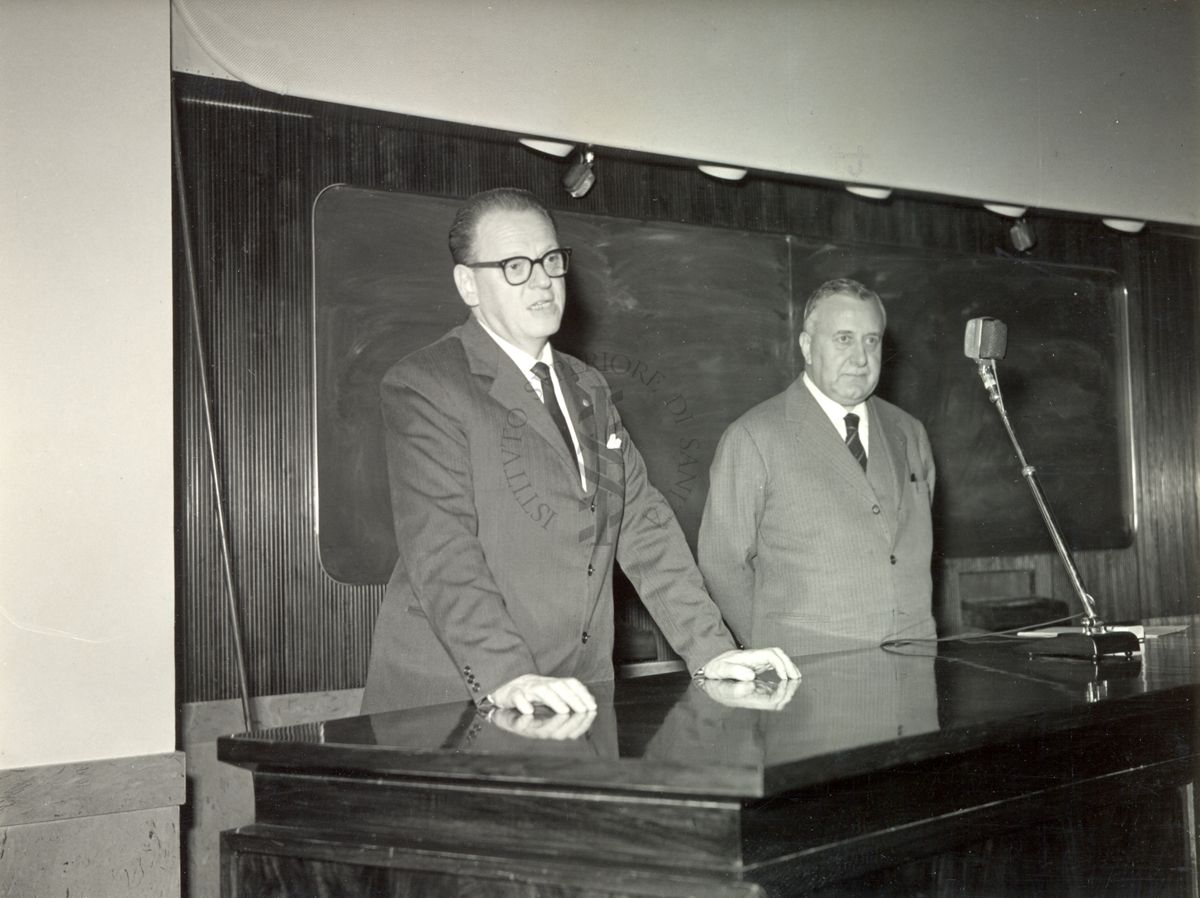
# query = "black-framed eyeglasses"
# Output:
<box><xmin>463</xmin><ymin>247</ymin><xmax>572</xmax><ymax>286</ymax></box>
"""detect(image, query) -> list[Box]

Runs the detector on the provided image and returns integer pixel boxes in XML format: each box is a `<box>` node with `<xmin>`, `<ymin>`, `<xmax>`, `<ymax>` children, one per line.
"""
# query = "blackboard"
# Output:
<box><xmin>792</xmin><ymin>244</ymin><xmax>1134</xmax><ymax>559</ymax></box>
<box><xmin>314</xmin><ymin>187</ymin><xmax>1132</xmax><ymax>584</ymax></box>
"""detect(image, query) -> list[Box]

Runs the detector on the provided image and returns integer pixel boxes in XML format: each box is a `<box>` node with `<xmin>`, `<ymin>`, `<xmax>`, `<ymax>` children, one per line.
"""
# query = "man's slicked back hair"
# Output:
<box><xmin>448</xmin><ymin>188</ymin><xmax>557</xmax><ymax>264</ymax></box>
<box><xmin>802</xmin><ymin>278</ymin><xmax>887</xmax><ymax>331</ymax></box>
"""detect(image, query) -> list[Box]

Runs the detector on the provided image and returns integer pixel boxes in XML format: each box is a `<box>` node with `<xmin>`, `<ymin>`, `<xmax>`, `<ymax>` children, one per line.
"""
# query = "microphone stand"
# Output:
<box><xmin>975</xmin><ymin>359</ymin><xmax>1140</xmax><ymax>660</ymax></box>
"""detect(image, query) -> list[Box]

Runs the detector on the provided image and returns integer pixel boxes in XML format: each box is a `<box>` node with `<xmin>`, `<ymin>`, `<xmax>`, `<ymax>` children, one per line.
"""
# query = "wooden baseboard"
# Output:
<box><xmin>0</xmin><ymin>750</ymin><xmax>184</xmax><ymax>827</ymax></box>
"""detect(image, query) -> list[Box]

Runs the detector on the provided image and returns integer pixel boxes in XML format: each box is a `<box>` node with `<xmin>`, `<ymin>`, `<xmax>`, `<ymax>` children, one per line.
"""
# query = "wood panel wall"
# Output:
<box><xmin>174</xmin><ymin>73</ymin><xmax>1199</xmax><ymax>703</ymax></box>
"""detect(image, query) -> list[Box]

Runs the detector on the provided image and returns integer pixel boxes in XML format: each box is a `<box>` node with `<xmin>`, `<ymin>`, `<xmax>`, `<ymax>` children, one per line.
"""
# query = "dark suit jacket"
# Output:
<box><xmin>698</xmin><ymin>378</ymin><xmax>936</xmax><ymax>655</ymax></box>
<box><xmin>362</xmin><ymin>316</ymin><xmax>735</xmax><ymax>712</ymax></box>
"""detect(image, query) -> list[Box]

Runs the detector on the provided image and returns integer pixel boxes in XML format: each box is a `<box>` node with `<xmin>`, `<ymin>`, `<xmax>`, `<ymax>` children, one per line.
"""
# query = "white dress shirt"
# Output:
<box><xmin>802</xmin><ymin>372</ymin><xmax>870</xmax><ymax>457</ymax></box>
<box><xmin>476</xmin><ymin>317</ymin><xmax>587</xmax><ymax>491</ymax></box>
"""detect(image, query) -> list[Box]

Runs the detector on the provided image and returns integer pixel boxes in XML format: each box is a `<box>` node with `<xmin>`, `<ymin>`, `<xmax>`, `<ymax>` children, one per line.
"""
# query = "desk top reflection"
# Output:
<box><xmin>220</xmin><ymin>628</ymin><xmax>1197</xmax><ymax>800</ymax></box>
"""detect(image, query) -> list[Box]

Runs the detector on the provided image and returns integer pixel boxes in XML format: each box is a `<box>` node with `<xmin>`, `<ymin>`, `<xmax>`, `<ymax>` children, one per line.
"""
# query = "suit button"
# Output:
<box><xmin>582</xmin><ymin>631</ymin><xmax>590</xmax><ymax>644</ymax></box>
<box><xmin>587</xmin><ymin>563</ymin><xmax>594</xmax><ymax>576</ymax></box>
<box><xmin>890</xmin><ymin>554</ymin><xmax>897</xmax><ymax>565</ymax></box>
<box><xmin>872</xmin><ymin>505</ymin><xmax>881</xmax><ymax>515</ymax></box>
<box><xmin>590</xmin><ymin>499</ymin><xmax>596</xmax><ymax>512</ymax></box>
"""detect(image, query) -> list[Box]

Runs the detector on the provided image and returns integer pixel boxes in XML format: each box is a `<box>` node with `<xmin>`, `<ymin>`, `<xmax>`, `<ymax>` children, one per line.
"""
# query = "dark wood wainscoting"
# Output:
<box><xmin>174</xmin><ymin>72</ymin><xmax>1199</xmax><ymax>704</ymax></box>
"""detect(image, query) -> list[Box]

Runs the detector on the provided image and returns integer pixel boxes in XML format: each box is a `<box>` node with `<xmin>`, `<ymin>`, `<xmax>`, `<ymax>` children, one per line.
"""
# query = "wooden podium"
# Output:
<box><xmin>220</xmin><ymin>630</ymin><xmax>1197</xmax><ymax>896</ymax></box>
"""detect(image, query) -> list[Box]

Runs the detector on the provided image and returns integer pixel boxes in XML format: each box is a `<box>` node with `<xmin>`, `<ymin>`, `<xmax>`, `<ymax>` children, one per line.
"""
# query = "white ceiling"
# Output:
<box><xmin>173</xmin><ymin>0</ymin><xmax>1199</xmax><ymax>227</ymax></box>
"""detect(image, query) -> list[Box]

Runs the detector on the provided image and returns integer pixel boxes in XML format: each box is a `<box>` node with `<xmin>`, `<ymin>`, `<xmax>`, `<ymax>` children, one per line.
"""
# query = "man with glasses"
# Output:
<box><xmin>362</xmin><ymin>188</ymin><xmax>798</xmax><ymax>715</ymax></box>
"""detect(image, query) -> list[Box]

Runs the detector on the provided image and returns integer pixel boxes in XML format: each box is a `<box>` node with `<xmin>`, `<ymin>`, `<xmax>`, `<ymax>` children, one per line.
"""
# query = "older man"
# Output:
<box><xmin>699</xmin><ymin>278</ymin><xmax>937</xmax><ymax>655</ymax></box>
<box><xmin>362</xmin><ymin>187</ymin><xmax>797</xmax><ymax>715</ymax></box>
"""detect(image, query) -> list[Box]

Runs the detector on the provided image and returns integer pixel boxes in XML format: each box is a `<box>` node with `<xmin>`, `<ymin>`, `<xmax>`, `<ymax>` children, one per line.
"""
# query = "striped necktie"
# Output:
<box><xmin>844</xmin><ymin>412</ymin><xmax>867</xmax><ymax>471</ymax></box>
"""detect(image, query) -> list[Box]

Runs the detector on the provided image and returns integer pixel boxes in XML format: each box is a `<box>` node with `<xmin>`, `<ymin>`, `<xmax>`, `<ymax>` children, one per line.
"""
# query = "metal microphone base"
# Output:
<box><xmin>1024</xmin><ymin>629</ymin><xmax>1142</xmax><ymax>660</ymax></box>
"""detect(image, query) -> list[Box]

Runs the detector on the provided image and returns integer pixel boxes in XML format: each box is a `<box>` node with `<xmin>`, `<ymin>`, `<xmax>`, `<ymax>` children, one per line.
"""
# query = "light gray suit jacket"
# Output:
<box><xmin>698</xmin><ymin>378</ymin><xmax>936</xmax><ymax>655</ymax></box>
<box><xmin>362</xmin><ymin>316</ymin><xmax>735</xmax><ymax>713</ymax></box>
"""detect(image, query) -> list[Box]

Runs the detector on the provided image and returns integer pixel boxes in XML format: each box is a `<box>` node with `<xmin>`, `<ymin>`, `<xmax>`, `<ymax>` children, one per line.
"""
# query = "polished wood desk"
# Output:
<box><xmin>220</xmin><ymin>630</ymin><xmax>1197</xmax><ymax>896</ymax></box>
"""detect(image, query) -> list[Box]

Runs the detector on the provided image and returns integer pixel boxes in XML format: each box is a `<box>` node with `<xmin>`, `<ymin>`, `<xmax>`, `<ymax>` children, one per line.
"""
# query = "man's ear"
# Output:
<box><xmin>798</xmin><ymin>331</ymin><xmax>812</xmax><ymax>365</ymax></box>
<box><xmin>453</xmin><ymin>264</ymin><xmax>478</xmax><ymax>307</ymax></box>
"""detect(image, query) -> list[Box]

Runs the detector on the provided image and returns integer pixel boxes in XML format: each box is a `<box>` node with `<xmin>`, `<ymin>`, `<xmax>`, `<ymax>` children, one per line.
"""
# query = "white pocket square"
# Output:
<box><xmin>606</xmin><ymin>434</ymin><xmax>622</xmax><ymax>449</ymax></box>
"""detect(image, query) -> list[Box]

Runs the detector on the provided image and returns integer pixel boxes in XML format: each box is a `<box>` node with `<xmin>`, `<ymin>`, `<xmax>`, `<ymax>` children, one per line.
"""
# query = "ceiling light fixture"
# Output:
<box><xmin>983</xmin><ymin>203</ymin><xmax>1028</xmax><ymax>218</ymax></box>
<box><xmin>845</xmin><ymin>184</ymin><xmax>892</xmax><ymax>200</ymax></box>
<box><xmin>562</xmin><ymin>149</ymin><xmax>595</xmax><ymax>198</ymax></box>
<box><xmin>697</xmin><ymin>164</ymin><xmax>748</xmax><ymax>182</ymax></box>
<box><xmin>1008</xmin><ymin>219</ymin><xmax>1037</xmax><ymax>252</ymax></box>
<box><xmin>1101</xmin><ymin>218</ymin><xmax>1146</xmax><ymax>234</ymax></box>
<box><xmin>516</xmin><ymin>137</ymin><xmax>576</xmax><ymax>158</ymax></box>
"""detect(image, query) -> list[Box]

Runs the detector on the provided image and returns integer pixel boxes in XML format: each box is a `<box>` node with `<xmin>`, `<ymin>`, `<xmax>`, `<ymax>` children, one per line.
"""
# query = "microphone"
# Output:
<box><xmin>963</xmin><ymin>317</ymin><xmax>1140</xmax><ymax>661</ymax></box>
<box><xmin>964</xmin><ymin>317</ymin><xmax>1007</xmax><ymax>405</ymax></box>
<box><xmin>963</xmin><ymin>317</ymin><xmax>1007</xmax><ymax>360</ymax></box>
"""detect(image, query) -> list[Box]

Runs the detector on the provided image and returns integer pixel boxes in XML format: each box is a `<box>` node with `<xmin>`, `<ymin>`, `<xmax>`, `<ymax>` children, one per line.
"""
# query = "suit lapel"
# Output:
<box><xmin>786</xmin><ymin>380</ymin><xmax>880</xmax><ymax>503</ymax></box>
<box><xmin>459</xmin><ymin>318</ymin><xmax>582</xmax><ymax>486</ymax></box>
<box><xmin>554</xmin><ymin>352</ymin><xmax>599</xmax><ymax>498</ymax></box>
<box><xmin>865</xmin><ymin>398</ymin><xmax>905</xmax><ymax>528</ymax></box>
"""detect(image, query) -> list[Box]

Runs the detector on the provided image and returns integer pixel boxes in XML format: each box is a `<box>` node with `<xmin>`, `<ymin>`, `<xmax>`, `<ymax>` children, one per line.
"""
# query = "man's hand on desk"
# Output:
<box><xmin>488</xmin><ymin>707</ymin><xmax>597</xmax><ymax>741</ymax></box>
<box><xmin>488</xmin><ymin>673</ymin><xmax>597</xmax><ymax>715</ymax></box>
<box><xmin>696</xmin><ymin>676</ymin><xmax>800</xmax><ymax>711</ymax></box>
<box><xmin>698</xmin><ymin>647</ymin><xmax>801</xmax><ymax>683</ymax></box>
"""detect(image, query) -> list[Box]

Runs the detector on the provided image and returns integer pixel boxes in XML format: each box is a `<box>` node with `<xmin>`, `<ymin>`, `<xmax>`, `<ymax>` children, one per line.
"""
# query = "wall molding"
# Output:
<box><xmin>0</xmin><ymin>751</ymin><xmax>185</xmax><ymax>828</ymax></box>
